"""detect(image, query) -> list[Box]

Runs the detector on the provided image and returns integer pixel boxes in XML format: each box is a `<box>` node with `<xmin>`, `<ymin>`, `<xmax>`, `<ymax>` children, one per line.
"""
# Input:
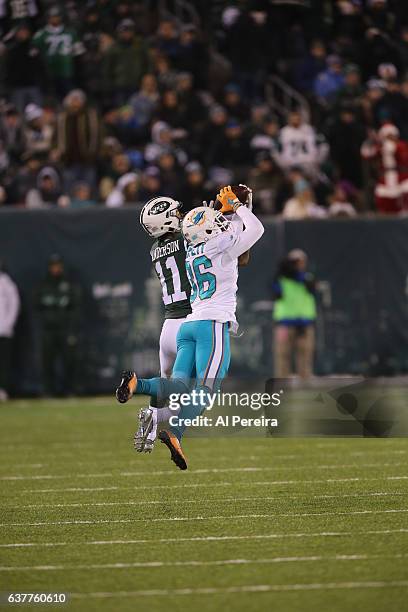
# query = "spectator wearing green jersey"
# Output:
<box><xmin>32</xmin><ymin>7</ymin><xmax>84</xmax><ymax>99</ymax></box>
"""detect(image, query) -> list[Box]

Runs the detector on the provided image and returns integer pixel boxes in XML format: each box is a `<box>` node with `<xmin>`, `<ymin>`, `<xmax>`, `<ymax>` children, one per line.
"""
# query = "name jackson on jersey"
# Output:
<box><xmin>151</xmin><ymin>239</ymin><xmax>182</xmax><ymax>261</ymax></box>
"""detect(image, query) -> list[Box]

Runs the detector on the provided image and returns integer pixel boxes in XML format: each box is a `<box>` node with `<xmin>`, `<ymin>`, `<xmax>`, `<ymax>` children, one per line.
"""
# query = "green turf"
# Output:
<box><xmin>0</xmin><ymin>397</ymin><xmax>407</xmax><ymax>612</ymax></box>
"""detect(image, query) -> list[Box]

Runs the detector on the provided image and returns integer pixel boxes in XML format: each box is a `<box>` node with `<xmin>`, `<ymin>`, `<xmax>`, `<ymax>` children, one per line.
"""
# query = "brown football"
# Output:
<box><xmin>214</xmin><ymin>184</ymin><xmax>251</xmax><ymax>210</ymax></box>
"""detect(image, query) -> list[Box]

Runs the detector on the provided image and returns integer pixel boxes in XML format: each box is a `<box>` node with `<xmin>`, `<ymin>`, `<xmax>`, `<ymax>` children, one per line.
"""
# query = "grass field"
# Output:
<box><xmin>0</xmin><ymin>397</ymin><xmax>407</xmax><ymax>612</ymax></box>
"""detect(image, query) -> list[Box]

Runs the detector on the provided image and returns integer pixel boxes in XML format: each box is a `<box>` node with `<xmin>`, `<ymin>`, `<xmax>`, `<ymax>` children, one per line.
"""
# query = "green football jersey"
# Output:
<box><xmin>33</xmin><ymin>25</ymin><xmax>82</xmax><ymax>79</ymax></box>
<box><xmin>150</xmin><ymin>232</ymin><xmax>191</xmax><ymax>319</ymax></box>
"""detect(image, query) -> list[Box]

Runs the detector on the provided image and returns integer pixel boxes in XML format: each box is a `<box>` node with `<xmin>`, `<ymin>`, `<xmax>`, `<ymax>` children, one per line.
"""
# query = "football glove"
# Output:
<box><xmin>216</xmin><ymin>186</ymin><xmax>242</xmax><ymax>213</ymax></box>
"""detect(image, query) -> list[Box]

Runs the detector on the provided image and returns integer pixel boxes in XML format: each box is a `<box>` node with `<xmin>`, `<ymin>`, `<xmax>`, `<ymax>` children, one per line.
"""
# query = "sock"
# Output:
<box><xmin>169</xmin><ymin>386</ymin><xmax>210</xmax><ymax>441</ymax></box>
<box><xmin>146</xmin><ymin>407</ymin><xmax>157</xmax><ymax>443</ymax></box>
<box><xmin>136</xmin><ymin>377</ymin><xmax>189</xmax><ymax>404</ymax></box>
<box><xmin>150</xmin><ymin>396</ymin><xmax>167</xmax><ymax>409</ymax></box>
<box><xmin>156</xmin><ymin>405</ymin><xmax>181</xmax><ymax>424</ymax></box>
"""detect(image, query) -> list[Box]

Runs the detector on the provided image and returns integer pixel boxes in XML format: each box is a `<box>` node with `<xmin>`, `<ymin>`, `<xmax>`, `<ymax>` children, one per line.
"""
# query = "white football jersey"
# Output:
<box><xmin>229</xmin><ymin>212</ymin><xmax>244</xmax><ymax>233</ymax></box>
<box><xmin>184</xmin><ymin>207</ymin><xmax>264</xmax><ymax>328</ymax></box>
<box><xmin>278</xmin><ymin>124</ymin><xmax>325</xmax><ymax>169</ymax></box>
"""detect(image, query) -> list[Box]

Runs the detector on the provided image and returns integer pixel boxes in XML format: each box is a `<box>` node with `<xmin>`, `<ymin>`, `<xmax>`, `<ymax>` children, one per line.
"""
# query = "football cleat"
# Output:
<box><xmin>158</xmin><ymin>430</ymin><xmax>187</xmax><ymax>470</ymax></box>
<box><xmin>115</xmin><ymin>370</ymin><xmax>137</xmax><ymax>403</ymax></box>
<box><xmin>134</xmin><ymin>407</ymin><xmax>157</xmax><ymax>453</ymax></box>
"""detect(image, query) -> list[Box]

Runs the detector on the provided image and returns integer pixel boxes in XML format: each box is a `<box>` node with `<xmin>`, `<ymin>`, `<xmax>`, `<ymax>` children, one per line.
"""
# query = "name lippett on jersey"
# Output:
<box><xmin>186</xmin><ymin>243</ymin><xmax>205</xmax><ymax>258</ymax></box>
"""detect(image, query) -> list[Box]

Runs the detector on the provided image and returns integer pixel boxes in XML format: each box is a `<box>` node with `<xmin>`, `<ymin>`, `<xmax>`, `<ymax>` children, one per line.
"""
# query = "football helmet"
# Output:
<box><xmin>182</xmin><ymin>206</ymin><xmax>231</xmax><ymax>246</ymax></box>
<box><xmin>140</xmin><ymin>196</ymin><xmax>181</xmax><ymax>237</ymax></box>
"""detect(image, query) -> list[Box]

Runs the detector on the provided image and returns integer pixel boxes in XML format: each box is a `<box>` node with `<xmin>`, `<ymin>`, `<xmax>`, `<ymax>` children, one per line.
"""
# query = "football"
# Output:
<box><xmin>214</xmin><ymin>184</ymin><xmax>251</xmax><ymax>209</ymax></box>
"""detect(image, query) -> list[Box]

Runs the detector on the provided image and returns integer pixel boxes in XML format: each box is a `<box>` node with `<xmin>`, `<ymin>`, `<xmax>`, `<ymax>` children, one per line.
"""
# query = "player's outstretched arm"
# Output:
<box><xmin>228</xmin><ymin>206</ymin><xmax>264</xmax><ymax>258</ymax></box>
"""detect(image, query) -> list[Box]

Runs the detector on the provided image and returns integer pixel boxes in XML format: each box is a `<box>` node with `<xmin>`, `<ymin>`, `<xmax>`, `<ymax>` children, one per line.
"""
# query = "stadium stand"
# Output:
<box><xmin>0</xmin><ymin>0</ymin><xmax>407</xmax><ymax>215</ymax></box>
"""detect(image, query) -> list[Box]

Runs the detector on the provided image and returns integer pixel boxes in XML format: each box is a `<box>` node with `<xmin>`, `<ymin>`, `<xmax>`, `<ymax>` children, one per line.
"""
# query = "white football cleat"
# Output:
<box><xmin>134</xmin><ymin>407</ymin><xmax>157</xmax><ymax>453</ymax></box>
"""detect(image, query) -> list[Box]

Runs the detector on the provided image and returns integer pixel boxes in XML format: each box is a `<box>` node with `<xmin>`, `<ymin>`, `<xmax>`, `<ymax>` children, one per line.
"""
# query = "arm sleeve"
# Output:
<box><xmin>225</xmin><ymin>206</ymin><xmax>264</xmax><ymax>260</ymax></box>
<box><xmin>229</xmin><ymin>213</ymin><xmax>244</xmax><ymax>234</ymax></box>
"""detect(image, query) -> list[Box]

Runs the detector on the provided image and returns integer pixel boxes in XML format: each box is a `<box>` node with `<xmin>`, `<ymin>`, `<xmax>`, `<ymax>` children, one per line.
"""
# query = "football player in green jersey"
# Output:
<box><xmin>118</xmin><ymin>186</ymin><xmax>254</xmax><ymax>459</ymax></box>
<box><xmin>130</xmin><ymin>196</ymin><xmax>191</xmax><ymax>452</ymax></box>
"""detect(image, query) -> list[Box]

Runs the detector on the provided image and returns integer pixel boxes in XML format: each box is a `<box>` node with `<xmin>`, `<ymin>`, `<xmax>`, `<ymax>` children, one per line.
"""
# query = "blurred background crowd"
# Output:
<box><xmin>0</xmin><ymin>0</ymin><xmax>407</xmax><ymax>217</ymax></box>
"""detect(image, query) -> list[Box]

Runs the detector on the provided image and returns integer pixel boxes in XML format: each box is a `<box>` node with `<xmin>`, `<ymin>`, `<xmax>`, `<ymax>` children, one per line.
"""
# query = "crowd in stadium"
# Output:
<box><xmin>0</xmin><ymin>0</ymin><xmax>407</xmax><ymax>216</ymax></box>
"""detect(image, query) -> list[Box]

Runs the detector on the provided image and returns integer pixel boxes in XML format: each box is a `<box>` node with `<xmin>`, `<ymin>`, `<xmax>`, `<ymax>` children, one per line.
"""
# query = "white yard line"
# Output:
<box><xmin>0</xmin><ymin>463</ymin><xmax>405</xmax><ymax>481</ymax></box>
<box><xmin>3</xmin><ymin>491</ymin><xmax>406</xmax><ymax>511</ymax></box>
<box><xmin>0</xmin><ymin>455</ymin><xmax>300</xmax><ymax>469</ymax></box>
<box><xmin>70</xmin><ymin>581</ymin><xmax>408</xmax><ymax>598</ymax></box>
<box><xmin>12</xmin><ymin>464</ymin><xmax>45</xmax><ymax>469</ymax></box>
<box><xmin>350</xmin><ymin>450</ymin><xmax>406</xmax><ymax>456</ymax></box>
<box><xmin>1</xmin><ymin>553</ymin><xmax>408</xmax><ymax>572</ymax></box>
<box><xmin>19</xmin><ymin>476</ymin><xmax>408</xmax><ymax>493</ymax></box>
<box><xmin>1</xmin><ymin>508</ymin><xmax>408</xmax><ymax>528</ymax></box>
<box><xmin>2</xmin><ymin>528</ymin><xmax>408</xmax><ymax>549</ymax></box>
<box><xmin>124</xmin><ymin>462</ymin><xmax>405</xmax><ymax>473</ymax></box>
<box><xmin>0</xmin><ymin>450</ymin><xmax>404</xmax><ymax>468</ymax></box>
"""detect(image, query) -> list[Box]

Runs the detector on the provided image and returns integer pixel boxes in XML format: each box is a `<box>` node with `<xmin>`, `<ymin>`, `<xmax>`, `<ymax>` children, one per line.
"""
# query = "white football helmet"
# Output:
<box><xmin>140</xmin><ymin>196</ymin><xmax>181</xmax><ymax>237</ymax></box>
<box><xmin>182</xmin><ymin>206</ymin><xmax>231</xmax><ymax>246</ymax></box>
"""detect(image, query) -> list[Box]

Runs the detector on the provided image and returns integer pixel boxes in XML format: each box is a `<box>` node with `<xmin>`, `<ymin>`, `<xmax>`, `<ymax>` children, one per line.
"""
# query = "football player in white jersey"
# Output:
<box><xmin>116</xmin><ymin>186</ymin><xmax>264</xmax><ymax>469</ymax></box>
<box><xmin>131</xmin><ymin>187</ymin><xmax>253</xmax><ymax>454</ymax></box>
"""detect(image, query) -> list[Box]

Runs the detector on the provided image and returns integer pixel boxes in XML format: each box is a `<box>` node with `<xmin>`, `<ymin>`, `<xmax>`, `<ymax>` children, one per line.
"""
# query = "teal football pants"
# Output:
<box><xmin>136</xmin><ymin>320</ymin><xmax>231</xmax><ymax>440</ymax></box>
<box><xmin>173</xmin><ymin>320</ymin><xmax>231</xmax><ymax>388</ymax></box>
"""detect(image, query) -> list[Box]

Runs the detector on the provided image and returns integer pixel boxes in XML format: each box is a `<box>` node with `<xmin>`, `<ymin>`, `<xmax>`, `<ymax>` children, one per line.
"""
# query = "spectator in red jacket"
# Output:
<box><xmin>361</xmin><ymin>122</ymin><xmax>408</xmax><ymax>213</ymax></box>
